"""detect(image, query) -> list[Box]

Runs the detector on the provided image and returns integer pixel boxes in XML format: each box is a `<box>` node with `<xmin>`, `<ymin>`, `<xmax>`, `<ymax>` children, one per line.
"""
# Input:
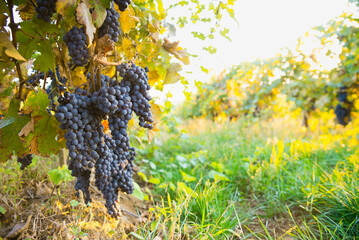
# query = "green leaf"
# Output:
<box><xmin>158</xmin><ymin>183</ymin><xmax>167</xmax><ymax>188</ymax></box>
<box><xmin>177</xmin><ymin>182</ymin><xmax>193</xmax><ymax>195</ymax></box>
<box><xmin>0</xmin><ymin>206</ymin><xmax>5</xmax><ymax>214</ymax></box>
<box><xmin>0</xmin><ymin>99</ymin><xmax>31</xmax><ymax>162</ymax></box>
<box><xmin>48</xmin><ymin>169</ymin><xmax>62</xmax><ymax>185</ymax></box>
<box><xmin>23</xmin><ymin>92</ymin><xmax>64</xmax><ymax>156</ymax></box>
<box><xmin>200</xmin><ymin>66</ymin><xmax>209</xmax><ymax>73</ymax></box>
<box><xmin>203</xmin><ymin>46</ymin><xmax>217</xmax><ymax>54</ymax></box>
<box><xmin>0</xmin><ymin>116</ymin><xmax>15</xmax><ymax>129</ymax></box>
<box><xmin>208</xmin><ymin>170</ymin><xmax>229</xmax><ymax>181</ymax></box>
<box><xmin>23</xmin><ymin>91</ymin><xmax>49</xmax><ymax>116</ymax></box>
<box><xmin>132</xmin><ymin>182</ymin><xmax>146</xmax><ymax>200</ymax></box>
<box><xmin>148</xmin><ymin>177</ymin><xmax>160</xmax><ymax>184</ymax></box>
<box><xmin>137</xmin><ymin>172</ymin><xmax>148</xmax><ymax>182</ymax></box>
<box><xmin>70</xmin><ymin>200</ymin><xmax>79</xmax><ymax>207</ymax></box>
<box><xmin>0</xmin><ymin>86</ymin><xmax>13</xmax><ymax>97</ymax></box>
<box><xmin>48</xmin><ymin>166</ymin><xmax>74</xmax><ymax>185</ymax></box>
<box><xmin>191</xmin><ymin>31</ymin><xmax>206</xmax><ymax>40</ymax></box>
<box><xmin>34</xmin><ymin>41</ymin><xmax>55</xmax><ymax>72</ymax></box>
<box><xmin>88</xmin><ymin>0</ymin><xmax>108</xmax><ymax>28</ymax></box>
<box><xmin>220</xmin><ymin>28</ymin><xmax>231</xmax><ymax>42</ymax></box>
<box><xmin>180</xmin><ymin>170</ymin><xmax>197</xmax><ymax>182</ymax></box>
<box><xmin>129</xmin><ymin>232</ymin><xmax>145</xmax><ymax>240</ymax></box>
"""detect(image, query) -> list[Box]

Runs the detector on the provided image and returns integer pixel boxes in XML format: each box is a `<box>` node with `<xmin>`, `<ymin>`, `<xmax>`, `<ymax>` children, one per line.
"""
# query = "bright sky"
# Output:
<box><xmin>155</xmin><ymin>0</ymin><xmax>358</xmax><ymax>105</ymax></box>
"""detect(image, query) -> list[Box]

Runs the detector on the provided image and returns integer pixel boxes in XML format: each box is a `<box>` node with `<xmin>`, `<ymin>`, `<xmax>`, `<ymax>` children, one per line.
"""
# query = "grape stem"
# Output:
<box><xmin>7</xmin><ymin>0</ymin><xmax>26</xmax><ymax>100</ymax></box>
<box><xmin>89</xmin><ymin>30</ymin><xmax>98</xmax><ymax>93</ymax></box>
<box><xmin>94</xmin><ymin>57</ymin><xmax>121</xmax><ymax>66</ymax></box>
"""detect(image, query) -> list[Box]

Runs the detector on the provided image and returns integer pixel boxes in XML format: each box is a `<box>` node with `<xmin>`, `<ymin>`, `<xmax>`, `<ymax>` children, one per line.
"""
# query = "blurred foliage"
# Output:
<box><xmin>182</xmin><ymin>13</ymin><xmax>359</xmax><ymax>123</ymax></box>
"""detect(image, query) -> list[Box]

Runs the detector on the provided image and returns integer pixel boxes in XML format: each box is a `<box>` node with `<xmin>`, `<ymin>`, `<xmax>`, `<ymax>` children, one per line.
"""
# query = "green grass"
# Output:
<box><xmin>133</xmin><ymin>116</ymin><xmax>359</xmax><ymax>239</ymax></box>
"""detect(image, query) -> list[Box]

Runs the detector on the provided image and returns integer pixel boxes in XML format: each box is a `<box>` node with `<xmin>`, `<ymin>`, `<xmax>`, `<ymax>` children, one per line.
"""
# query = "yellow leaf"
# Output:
<box><xmin>164</xmin><ymin>63</ymin><xmax>182</xmax><ymax>85</ymax></box>
<box><xmin>101</xmin><ymin>66</ymin><xmax>116</xmax><ymax>77</ymax></box>
<box><xmin>162</xmin><ymin>38</ymin><xmax>190</xmax><ymax>65</ymax></box>
<box><xmin>120</xmin><ymin>7</ymin><xmax>139</xmax><ymax>34</ymax></box>
<box><xmin>148</xmin><ymin>69</ymin><xmax>160</xmax><ymax>86</ymax></box>
<box><xmin>0</xmin><ymin>32</ymin><xmax>26</xmax><ymax>61</ymax></box>
<box><xmin>121</xmin><ymin>37</ymin><xmax>135</xmax><ymax>59</ymax></box>
<box><xmin>72</xmin><ymin>67</ymin><xmax>87</xmax><ymax>87</ymax></box>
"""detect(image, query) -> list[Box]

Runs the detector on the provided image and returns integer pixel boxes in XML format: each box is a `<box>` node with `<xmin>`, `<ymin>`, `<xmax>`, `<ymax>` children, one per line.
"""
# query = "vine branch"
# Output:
<box><xmin>7</xmin><ymin>0</ymin><xmax>26</xmax><ymax>100</ymax></box>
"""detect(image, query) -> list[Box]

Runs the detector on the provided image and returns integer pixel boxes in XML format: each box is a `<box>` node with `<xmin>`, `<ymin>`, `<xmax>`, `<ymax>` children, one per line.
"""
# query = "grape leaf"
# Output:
<box><xmin>0</xmin><ymin>14</ymin><xmax>7</xmax><ymax>28</ymax></box>
<box><xmin>132</xmin><ymin>182</ymin><xmax>146</xmax><ymax>200</ymax></box>
<box><xmin>0</xmin><ymin>99</ymin><xmax>31</xmax><ymax>162</ymax></box>
<box><xmin>0</xmin><ymin>116</ymin><xmax>15</xmax><ymax>129</ymax></box>
<box><xmin>18</xmin><ymin>118</ymin><xmax>34</xmax><ymax>137</ymax></box>
<box><xmin>33</xmin><ymin>40</ymin><xmax>55</xmax><ymax>72</ymax></box>
<box><xmin>0</xmin><ymin>32</ymin><xmax>26</xmax><ymax>61</ymax></box>
<box><xmin>17</xmin><ymin>1</ymin><xmax>36</xmax><ymax>21</ymax></box>
<box><xmin>0</xmin><ymin>1</ymin><xmax>8</xmax><ymax>15</ymax></box>
<box><xmin>220</xmin><ymin>28</ymin><xmax>231</xmax><ymax>42</ymax></box>
<box><xmin>76</xmin><ymin>2</ymin><xmax>96</xmax><ymax>44</ymax></box>
<box><xmin>162</xmin><ymin>38</ymin><xmax>189</xmax><ymax>65</ymax></box>
<box><xmin>88</xmin><ymin>0</ymin><xmax>108</xmax><ymax>28</ymax></box>
<box><xmin>191</xmin><ymin>31</ymin><xmax>206</xmax><ymax>40</ymax></box>
<box><xmin>56</xmin><ymin>0</ymin><xmax>76</xmax><ymax>15</ymax></box>
<box><xmin>56</xmin><ymin>0</ymin><xmax>77</xmax><ymax>26</ymax></box>
<box><xmin>72</xmin><ymin>67</ymin><xmax>87</xmax><ymax>87</ymax></box>
<box><xmin>23</xmin><ymin>92</ymin><xmax>64</xmax><ymax>156</ymax></box>
<box><xmin>164</xmin><ymin>63</ymin><xmax>182</xmax><ymax>85</ymax></box>
<box><xmin>121</xmin><ymin>37</ymin><xmax>135</xmax><ymax>59</ymax></box>
<box><xmin>147</xmin><ymin>68</ymin><xmax>160</xmax><ymax>86</ymax></box>
<box><xmin>119</xmin><ymin>7</ymin><xmax>139</xmax><ymax>34</ymax></box>
<box><xmin>23</xmin><ymin>91</ymin><xmax>49</xmax><ymax>116</ymax></box>
<box><xmin>203</xmin><ymin>45</ymin><xmax>217</xmax><ymax>54</ymax></box>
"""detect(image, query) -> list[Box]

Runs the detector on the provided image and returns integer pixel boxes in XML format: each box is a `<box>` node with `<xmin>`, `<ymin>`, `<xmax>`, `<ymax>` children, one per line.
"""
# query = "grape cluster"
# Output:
<box><xmin>99</xmin><ymin>8</ymin><xmax>121</xmax><ymax>42</ymax></box>
<box><xmin>114</xmin><ymin>0</ymin><xmax>131</xmax><ymax>11</ymax></box>
<box><xmin>116</xmin><ymin>63</ymin><xmax>153</xmax><ymax>129</ymax></box>
<box><xmin>27</xmin><ymin>72</ymin><xmax>45</xmax><ymax>87</ymax></box>
<box><xmin>55</xmin><ymin>65</ymin><xmax>152</xmax><ymax>217</ymax></box>
<box><xmin>63</xmin><ymin>26</ymin><xmax>90</xmax><ymax>66</ymax></box>
<box><xmin>35</xmin><ymin>0</ymin><xmax>57</xmax><ymax>22</ymax></box>
<box><xmin>17</xmin><ymin>154</ymin><xmax>33</xmax><ymax>170</ymax></box>
<box><xmin>335</xmin><ymin>87</ymin><xmax>351</xmax><ymax>126</ymax></box>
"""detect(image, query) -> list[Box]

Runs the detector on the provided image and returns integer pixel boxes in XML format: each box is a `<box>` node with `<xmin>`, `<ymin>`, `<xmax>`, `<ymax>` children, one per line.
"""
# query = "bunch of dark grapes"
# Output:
<box><xmin>99</xmin><ymin>8</ymin><xmax>121</xmax><ymax>42</ymax></box>
<box><xmin>27</xmin><ymin>72</ymin><xmax>45</xmax><ymax>87</ymax></box>
<box><xmin>116</xmin><ymin>63</ymin><xmax>153</xmax><ymax>129</ymax></box>
<box><xmin>17</xmin><ymin>154</ymin><xmax>33</xmax><ymax>170</ymax></box>
<box><xmin>35</xmin><ymin>0</ymin><xmax>57</xmax><ymax>22</ymax></box>
<box><xmin>63</xmin><ymin>26</ymin><xmax>90</xmax><ymax>66</ymax></box>
<box><xmin>114</xmin><ymin>0</ymin><xmax>131</xmax><ymax>11</ymax></box>
<box><xmin>55</xmin><ymin>90</ymin><xmax>100</xmax><ymax>203</ymax></box>
<box><xmin>334</xmin><ymin>86</ymin><xmax>351</xmax><ymax>126</ymax></box>
<box><xmin>55</xmin><ymin>66</ymin><xmax>152</xmax><ymax>217</ymax></box>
